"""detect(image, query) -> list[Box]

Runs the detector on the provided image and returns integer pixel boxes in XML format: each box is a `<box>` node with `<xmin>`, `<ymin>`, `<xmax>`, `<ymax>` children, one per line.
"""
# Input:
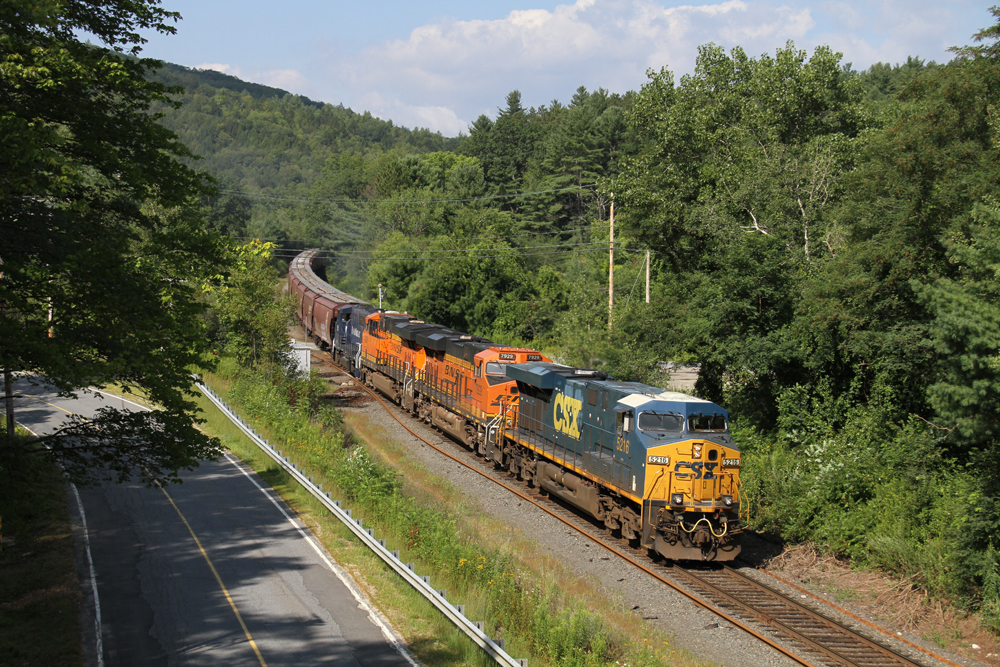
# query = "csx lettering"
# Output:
<box><xmin>552</xmin><ymin>393</ymin><xmax>582</xmax><ymax>439</ymax></box>
<box><xmin>673</xmin><ymin>462</ymin><xmax>718</xmax><ymax>480</ymax></box>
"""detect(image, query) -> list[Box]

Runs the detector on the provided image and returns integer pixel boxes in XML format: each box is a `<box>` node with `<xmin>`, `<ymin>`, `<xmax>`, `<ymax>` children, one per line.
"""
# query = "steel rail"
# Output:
<box><xmin>755</xmin><ymin>569</ymin><xmax>965</xmax><ymax>667</ymax></box>
<box><xmin>323</xmin><ymin>351</ymin><xmax>950</xmax><ymax>667</ymax></box>
<box><xmin>194</xmin><ymin>378</ymin><xmax>526</xmax><ymax>667</ymax></box>
<box><xmin>323</xmin><ymin>355</ymin><xmax>813</xmax><ymax>667</ymax></box>
<box><xmin>670</xmin><ymin>566</ymin><xmax>925</xmax><ymax>667</ymax></box>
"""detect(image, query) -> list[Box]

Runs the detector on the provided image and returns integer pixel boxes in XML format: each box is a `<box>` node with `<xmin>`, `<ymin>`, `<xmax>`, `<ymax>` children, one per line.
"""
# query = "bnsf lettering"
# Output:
<box><xmin>552</xmin><ymin>393</ymin><xmax>582</xmax><ymax>439</ymax></box>
<box><xmin>674</xmin><ymin>461</ymin><xmax>718</xmax><ymax>480</ymax></box>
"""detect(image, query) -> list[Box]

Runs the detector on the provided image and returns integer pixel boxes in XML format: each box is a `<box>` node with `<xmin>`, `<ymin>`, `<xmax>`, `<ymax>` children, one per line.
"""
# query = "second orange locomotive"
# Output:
<box><xmin>361</xmin><ymin>310</ymin><xmax>549</xmax><ymax>453</ymax></box>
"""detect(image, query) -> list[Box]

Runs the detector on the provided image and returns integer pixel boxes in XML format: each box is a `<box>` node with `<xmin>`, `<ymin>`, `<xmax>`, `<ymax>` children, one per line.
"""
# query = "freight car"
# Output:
<box><xmin>288</xmin><ymin>249</ymin><xmax>742</xmax><ymax>561</ymax></box>
<box><xmin>289</xmin><ymin>249</ymin><xmax>370</xmax><ymax>358</ymax></box>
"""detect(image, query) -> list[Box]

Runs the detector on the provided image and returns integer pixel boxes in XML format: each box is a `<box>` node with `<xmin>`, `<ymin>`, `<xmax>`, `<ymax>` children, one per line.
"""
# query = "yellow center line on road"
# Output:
<box><xmin>157</xmin><ymin>484</ymin><xmax>269</xmax><ymax>667</ymax></box>
<box><xmin>20</xmin><ymin>391</ymin><xmax>268</xmax><ymax>666</ymax></box>
<box><xmin>20</xmin><ymin>393</ymin><xmax>76</xmax><ymax>415</ymax></box>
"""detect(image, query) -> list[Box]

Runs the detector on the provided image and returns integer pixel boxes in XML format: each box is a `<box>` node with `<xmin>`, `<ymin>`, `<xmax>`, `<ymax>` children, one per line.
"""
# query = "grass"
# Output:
<box><xmin>190</xmin><ymin>385</ymin><xmax>490</xmax><ymax>665</ymax></box>
<box><xmin>0</xmin><ymin>429</ymin><xmax>83</xmax><ymax>667</ymax></box>
<box><xmin>193</xmin><ymin>367</ymin><xmax>713</xmax><ymax>667</ymax></box>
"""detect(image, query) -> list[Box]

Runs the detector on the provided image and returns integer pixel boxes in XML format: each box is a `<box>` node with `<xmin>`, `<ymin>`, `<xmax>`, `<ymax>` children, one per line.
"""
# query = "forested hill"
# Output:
<box><xmin>149</xmin><ymin>62</ymin><xmax>459</xmax><ymax>199</ymax></box>
<box><xmin>147</xmin><ymin>15</ymin><xmax>1000</xmax><ymax>630</ymax></box>
<box><xmin>146</xmin><ymin>58</ymin><xmax>937</xmax><ymax>255</ymax></box>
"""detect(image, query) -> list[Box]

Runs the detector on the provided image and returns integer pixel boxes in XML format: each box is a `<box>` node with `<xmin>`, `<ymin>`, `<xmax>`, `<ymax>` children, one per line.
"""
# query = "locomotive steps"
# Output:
<box><xmin>302</xmin><ymin>343</ymin><xmax>982</xmax><ymax>667</ymax></box>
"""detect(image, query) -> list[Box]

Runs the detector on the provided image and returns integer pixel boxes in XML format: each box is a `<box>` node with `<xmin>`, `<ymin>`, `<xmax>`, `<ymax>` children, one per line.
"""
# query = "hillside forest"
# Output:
<box><xmin>157</xmin><ymin>11</ymin><xmax>1000</xmax><ymax>629</ymax></box>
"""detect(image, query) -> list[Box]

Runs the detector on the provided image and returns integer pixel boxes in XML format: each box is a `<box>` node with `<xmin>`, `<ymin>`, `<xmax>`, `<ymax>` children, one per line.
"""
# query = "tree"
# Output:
<box><xmin>609</xmin><ymin>43</ymin><xmax>870</xmax><ymax>422</ymax></box>
<box><xmin>211</xmin><ymin>241</ymin><xmax>295</xmax><ymax>372</ymax></box>
<box><xmin>1</xmin><ymin>0</ymin><xmax>227</xmax><ymax>484</ymax></box>
<box><xmin>464</xmin><ymin>90</ymin><xmax>542</xmax><ymax>196</ymax></box>
<box><xmin>914</xmin><ymin>200</ymin><xmax>1000</xmax><ymax>451</ymax></box>
<box><xmin>808</xmin><ymin>6</ymin><xmax>1000</xmax><ymax>428</ymax></box>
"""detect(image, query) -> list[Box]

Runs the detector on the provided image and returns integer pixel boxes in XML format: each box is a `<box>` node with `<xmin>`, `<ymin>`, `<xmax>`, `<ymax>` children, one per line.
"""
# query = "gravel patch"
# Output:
<box><xmin>339</xmin><ymin>388</ymin><xmax>798</xmax><ymax>667</ymax></box>
<box><xmin>299</xmin><ymin>333</ymin><xmax>993</xmax><ymax>667</ymax></box>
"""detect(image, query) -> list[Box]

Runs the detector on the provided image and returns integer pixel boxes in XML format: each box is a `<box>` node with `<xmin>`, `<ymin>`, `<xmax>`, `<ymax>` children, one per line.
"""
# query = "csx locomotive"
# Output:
<box><xmin>290</xmin><ymin>249</ymin><xmax>742</xmax><ymax>560</ymax></box>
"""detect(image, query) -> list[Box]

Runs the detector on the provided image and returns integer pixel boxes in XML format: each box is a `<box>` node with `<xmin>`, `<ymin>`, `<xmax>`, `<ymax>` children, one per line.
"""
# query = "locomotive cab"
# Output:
<box><xmin>505</xmin><ymin>361</ymin><xmax>742</xmax><ymax>562</ymax></box>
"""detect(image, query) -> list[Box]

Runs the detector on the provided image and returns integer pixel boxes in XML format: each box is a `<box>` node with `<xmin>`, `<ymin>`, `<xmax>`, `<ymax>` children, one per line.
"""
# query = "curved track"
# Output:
<box><xmin>310</xmin><ymin>348</ymin><xmax>960</xmax><ymax>667</ymax></box>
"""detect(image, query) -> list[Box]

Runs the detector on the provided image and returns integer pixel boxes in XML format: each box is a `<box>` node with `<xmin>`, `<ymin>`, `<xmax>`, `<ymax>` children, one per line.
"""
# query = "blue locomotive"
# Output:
<box><xmin>498</xmin><ymin>361</ymin><xmax>742</xmax><ymax>561</ymax></box>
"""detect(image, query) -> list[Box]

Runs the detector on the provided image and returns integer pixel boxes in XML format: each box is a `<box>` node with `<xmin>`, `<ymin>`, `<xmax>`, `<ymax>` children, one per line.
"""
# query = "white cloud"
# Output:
<box><xmin>318</xmin><ymin>0</ymin><xmax>823</xmax><ymax>133</ymax></box>
<box><xmin>302</xmin><ymin>0</ymin><xmax>985</xmax><ymax>134</ymax></box>
<box><xmin>259</xmin><ymin>69</ymin><xmax>311</xmax><ymax>93</ymax></box>
<box><xmin>194</xmin><ymin>63</ymin><xmax>313</xmax><ymax>97</ymax></box>
<box><xmin>355</xmin><ymin>92</ymin><xmax>469</xmax><ymax>135</ymax></box>
<box><xmin>195</xmin><ymin>62</ymin><xmax>241</xmax><ymax>76</ymax></box>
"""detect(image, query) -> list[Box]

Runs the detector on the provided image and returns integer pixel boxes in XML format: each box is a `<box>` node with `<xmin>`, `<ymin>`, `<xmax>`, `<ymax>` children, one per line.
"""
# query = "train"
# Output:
<box><xmin>289</xmin><ymin>249</ymin><xmax>743</xmax><ymax>561</ymax></box>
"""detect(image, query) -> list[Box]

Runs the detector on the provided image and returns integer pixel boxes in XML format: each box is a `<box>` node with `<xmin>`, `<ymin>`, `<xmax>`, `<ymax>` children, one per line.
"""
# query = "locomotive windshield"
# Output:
<box><xmin>485</xmin><ymin>361</ymin><xmax>509</xmax><ymax>385</ymax></box>
<box><xmin>688</xmin><ymin>413</ymin><xmax>727</xmax><ymax>432</ymax></box>
<box><xmin>638</xmin><ymin>412</ymin><xmax>683</xmax><ymax>432</ymax></box>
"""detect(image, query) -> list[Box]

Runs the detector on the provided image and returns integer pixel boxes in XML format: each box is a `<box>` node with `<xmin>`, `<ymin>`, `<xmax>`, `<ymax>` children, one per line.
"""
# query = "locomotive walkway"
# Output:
<box><xmin>307</xmin><ymin>348</ymin><xmax>967</xmax><ymax>667</ymax></box>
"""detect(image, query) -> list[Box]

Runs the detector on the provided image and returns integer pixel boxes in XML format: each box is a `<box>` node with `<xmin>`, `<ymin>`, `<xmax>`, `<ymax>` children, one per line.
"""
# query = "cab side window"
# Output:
<box><xmin>616</xmin><ymin>411</ymin><xmax>634</xmax><ymax>435</ymax></box>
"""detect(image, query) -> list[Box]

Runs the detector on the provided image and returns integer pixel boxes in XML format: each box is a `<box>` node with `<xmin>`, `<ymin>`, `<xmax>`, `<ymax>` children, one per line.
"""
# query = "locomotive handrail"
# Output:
<box><xmin>193</xmin><ymin>377</ymin><xmax>527</xmax><ymax>667</ymax></box>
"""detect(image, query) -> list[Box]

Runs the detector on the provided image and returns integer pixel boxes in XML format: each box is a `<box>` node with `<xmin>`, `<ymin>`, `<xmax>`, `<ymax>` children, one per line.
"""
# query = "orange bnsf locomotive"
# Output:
<box><xmin>289</xmin><ymin>249</ymin><xmax>742</xmax><ymax>561</ymax></box>
<box><xmin>360</xmin><ymin>309</ymin><xmax>550</xmax><ymax>453</ymax></box>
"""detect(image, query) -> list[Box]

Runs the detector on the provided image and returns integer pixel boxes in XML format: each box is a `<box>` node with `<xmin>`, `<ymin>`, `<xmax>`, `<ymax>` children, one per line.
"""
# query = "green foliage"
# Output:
<box><xmin>0</xmin><ymin>0</ymin><xmax>225</xmax><ymax>484</ymax></box>
<box><xmin>210</xmin><ymin>240</ymin><xmax>295</xmax><ymax>371</ymax></box>
<box><xmin>983</xmin><ymin>546</ymin><xmax>1000</xmax><ymax>632</ymax></box>
<box><xmin>0</xmin><ymin>431</ymin><xmax>82</xmax><ymax>666</ymax></box>
<box><xmin>913</xmin><ymin>200</ymin><xmax>1000</xmax><ymax>452</ymax></box>
<box><xmin>213</xmin><ymin>363</ymin><xmax>660</xmax><ymax>666</ymax></box>
<box><xmin>851</xmin><ymin>57</ymin><xmax>941</xmax><ymax>105</ymax></box>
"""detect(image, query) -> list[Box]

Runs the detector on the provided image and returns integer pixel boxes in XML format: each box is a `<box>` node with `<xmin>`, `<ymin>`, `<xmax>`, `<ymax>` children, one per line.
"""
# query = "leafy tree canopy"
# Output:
<box><xmin>1</xmin><ymin>0</ymin><xmax>227</xmax><ymax>485</ymax></box>
<box><xmin>209</xmin><ymin>240</ymin><xmax>295</xmax><ymax>372</ymax></box>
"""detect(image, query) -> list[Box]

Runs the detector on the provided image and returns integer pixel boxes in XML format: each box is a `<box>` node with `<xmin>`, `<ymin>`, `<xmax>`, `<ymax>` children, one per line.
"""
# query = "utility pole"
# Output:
<box><xmin>1</xmin><ymin>256</ymin><xmax>12</xmax><ymax>438</ymax></box>
<box><xmin>608</xmin><ymin>197</ymin><xmax>614</xmax><ymax>329</ymax></box>
<box><xmin>645</xmin><ymin>249</ymin><xmax>650</xmax><ymax>304</ymax></box>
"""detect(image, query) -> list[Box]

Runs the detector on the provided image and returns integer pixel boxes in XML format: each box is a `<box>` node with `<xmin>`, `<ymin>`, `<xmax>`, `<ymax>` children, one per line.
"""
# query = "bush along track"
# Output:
<box><xmin>198</xmin><ymin>360</ymin><xmax>705</xmax><ymax>667</ymax></box>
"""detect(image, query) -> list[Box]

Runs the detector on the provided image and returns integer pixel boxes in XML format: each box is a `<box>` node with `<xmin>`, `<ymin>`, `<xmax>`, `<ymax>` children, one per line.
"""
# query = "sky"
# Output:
<box><xmin>132</xmin><ymin>0</ymin><xmax>993</xmax><ymax>136</ymax></box>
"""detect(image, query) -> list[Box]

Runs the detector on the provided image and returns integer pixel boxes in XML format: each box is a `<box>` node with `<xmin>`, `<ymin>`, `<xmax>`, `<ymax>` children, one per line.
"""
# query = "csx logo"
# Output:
<box><xmin>552</xmin><ymin>393</ymin><xmax>582</xmax><ymax>439</ymax></box>
<box><xmin>674</xmin><ymin>462</ymin><xmax>718</xmax><ymax>480</ymax></box>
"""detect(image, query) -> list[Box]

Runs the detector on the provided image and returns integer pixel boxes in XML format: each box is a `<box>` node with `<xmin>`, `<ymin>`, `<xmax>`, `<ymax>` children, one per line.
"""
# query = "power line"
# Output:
<box><xmin>298</xmin><ymin>240</ymin><xmax>611</xmax><ymax>255</ymax></box>
<box><xmin>216</xmin><ymin>183</ymin><xmax>598</xmax><ymax>206</ymax></box>
<box><xmin>271</xmin><ymin>246</ymin><xmax>650</xmax><ymax>261</ymax></box>
<box><xmin>230</xmin><ymin>221</ymin><xmax>611</xmax><ymax>247</ymax></box>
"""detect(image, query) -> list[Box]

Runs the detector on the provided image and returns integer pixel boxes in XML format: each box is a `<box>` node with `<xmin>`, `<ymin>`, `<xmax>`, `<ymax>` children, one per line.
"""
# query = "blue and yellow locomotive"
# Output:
<box><xmin>497</xmin><ymin>362</ymin><xmax>742</xmax><ymax>561</ymax></box>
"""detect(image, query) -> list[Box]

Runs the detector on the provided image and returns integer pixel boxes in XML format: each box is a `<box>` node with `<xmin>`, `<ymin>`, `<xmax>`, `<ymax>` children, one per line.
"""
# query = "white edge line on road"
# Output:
<box><xmin>222</xmin><ymin>452</ymin><xmax>421</xmax><ymax>667</ymax></box>
<box><xmin>82</xmin><ymin>388</ymin><xmax>419</xmax><ymax>665</ymax></box>
<box><xmin>17</xmin><ymin>422</ymin><xmax>105</xmax><ymax>667</ymax></box>
<box><xmin>91</xmin><ymin>390</ymin><xmax>149</xmax><ymax>412</ymax></box>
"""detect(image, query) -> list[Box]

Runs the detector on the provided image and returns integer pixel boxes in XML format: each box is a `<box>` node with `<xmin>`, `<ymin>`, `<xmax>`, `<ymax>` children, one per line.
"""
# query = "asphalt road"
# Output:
<box><xmin>11</xmin><ymin>378</ymin><xmax>418</xmax><ymax>667</ymax></box>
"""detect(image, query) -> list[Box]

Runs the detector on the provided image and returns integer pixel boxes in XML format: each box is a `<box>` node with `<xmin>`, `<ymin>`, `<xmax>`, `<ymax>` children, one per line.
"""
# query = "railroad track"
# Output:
<box><xmin>309</xmin><ymin>348</ymin><xmax>959</xmax><ymax>667</ymax></box>
<box><xmin>669</xmin><ymin>565</ymin><xmax>926</xmax><ymax>667</ymax></box>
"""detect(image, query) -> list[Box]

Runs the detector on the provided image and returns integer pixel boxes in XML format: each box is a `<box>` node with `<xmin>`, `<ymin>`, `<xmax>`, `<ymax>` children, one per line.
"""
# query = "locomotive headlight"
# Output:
<box><xmin>671</xmin><ymin>493</ymin><xmax>684</xmax><ymax>506</ymax></box>
<box><xmin>721</xmin><ymin>495</ymin><xmax>734</xmax><ymax>507</ymax></box>
<box><xmin>692</xmin><ymin>444</ymin><xmax>702</xmax><ymax>458</ymax></box>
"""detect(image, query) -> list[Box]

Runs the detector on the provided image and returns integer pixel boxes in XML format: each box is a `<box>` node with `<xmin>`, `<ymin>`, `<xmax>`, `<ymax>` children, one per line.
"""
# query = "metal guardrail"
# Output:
<box><xmin>194</xmin><ymin>379</ymin><xmax>526</xmax><ymax>667</ymax></box>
